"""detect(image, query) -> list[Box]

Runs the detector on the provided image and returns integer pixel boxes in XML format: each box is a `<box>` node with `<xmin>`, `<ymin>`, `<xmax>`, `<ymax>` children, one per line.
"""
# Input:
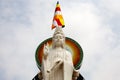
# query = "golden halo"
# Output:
<box><xmin>35</xmin><ymin>37</ymin><xmax>83</xmax><ymax>70</ymax></box>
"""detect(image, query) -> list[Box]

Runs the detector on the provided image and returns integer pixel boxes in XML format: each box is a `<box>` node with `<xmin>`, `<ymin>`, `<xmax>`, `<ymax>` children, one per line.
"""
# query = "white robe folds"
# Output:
<box><xmin>42</xmin><ymin>48</ymin><xmax>74</xmax><ymax>80</ymax></box>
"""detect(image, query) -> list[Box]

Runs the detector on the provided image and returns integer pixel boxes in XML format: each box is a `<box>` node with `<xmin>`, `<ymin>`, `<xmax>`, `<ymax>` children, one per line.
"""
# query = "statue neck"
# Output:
<box><xmin>54</xmin><ymin>46</ymin><xmax>63</xmax><ymax>50</ymax></box>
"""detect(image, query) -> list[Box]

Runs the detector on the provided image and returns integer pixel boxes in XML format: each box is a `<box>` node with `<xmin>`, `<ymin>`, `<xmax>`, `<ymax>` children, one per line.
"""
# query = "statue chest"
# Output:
<box><xmin>48</xmin><ymin>49</ymin><xmax>66</xmax><ymax>61</ymax></box>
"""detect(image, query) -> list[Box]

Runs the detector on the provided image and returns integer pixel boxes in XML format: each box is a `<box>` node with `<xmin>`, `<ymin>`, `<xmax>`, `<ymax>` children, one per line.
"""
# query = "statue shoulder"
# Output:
<box><xmin>64</xmin><ymin>49</ymin><xmax>72</xmax><ymax>56</ymax></box>
<box><xmin>64</xmin><ymin>49</ymin><xmax>71</xmax><ymax>53</ymax></box>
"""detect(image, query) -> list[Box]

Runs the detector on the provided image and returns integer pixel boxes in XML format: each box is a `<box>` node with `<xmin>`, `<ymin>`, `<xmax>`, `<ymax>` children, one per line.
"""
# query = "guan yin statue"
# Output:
<box><xmin>33</xmin><ymin>1</ymin><xmax>84</xmax><ymax>80</ymax></box>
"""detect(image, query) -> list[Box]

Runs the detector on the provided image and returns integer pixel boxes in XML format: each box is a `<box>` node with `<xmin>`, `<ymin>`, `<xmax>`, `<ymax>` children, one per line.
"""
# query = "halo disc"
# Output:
<box><xmin>35</xmin><ymin>37</ymin><xmax>83</xmax><ymax>70</ymax></box>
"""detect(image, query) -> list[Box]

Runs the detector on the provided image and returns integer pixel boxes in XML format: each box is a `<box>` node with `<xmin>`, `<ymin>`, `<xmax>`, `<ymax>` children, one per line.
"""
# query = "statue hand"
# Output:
<box><xmin>47</xmin><ymin>59</ymin><xmax>63</xmax><ymax>73</ymax></box>
<box><xmin>43</xmin><ymin>43</ymin><xmax>49</xmax><ymax>59</ymax></box>
<box><xmin>73</xmin><ymin>69</ymin><xmax>80</xmax><ymax>78</ymax></box>
<box><xmin>56</xmin><ymin>59</ymin><xmax>63</xmax><ymax>64</ymax></box>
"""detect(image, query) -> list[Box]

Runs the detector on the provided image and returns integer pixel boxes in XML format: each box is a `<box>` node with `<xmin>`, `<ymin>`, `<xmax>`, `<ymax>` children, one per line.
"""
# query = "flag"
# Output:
<box><xmin>51</xmin><ymin>1</ymin><xmax>65</xmax><ymax>29</ymax></box>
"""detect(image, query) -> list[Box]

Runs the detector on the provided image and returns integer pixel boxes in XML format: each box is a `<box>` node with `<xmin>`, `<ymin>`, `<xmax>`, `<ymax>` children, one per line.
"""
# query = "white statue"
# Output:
<box><xmin>41</xmin><ymin>27</ymin><xmax>79</xmax><ymax>80</ymax></box>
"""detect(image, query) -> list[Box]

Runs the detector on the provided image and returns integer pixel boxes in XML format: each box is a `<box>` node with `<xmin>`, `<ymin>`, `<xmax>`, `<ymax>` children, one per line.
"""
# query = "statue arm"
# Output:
<box><xmin>65</xmin><ymin>51</ymin><xmax>73</xmax><ymax>65</ymax></box>
<box><xmin>65</xmin><ymin>51</ymin><xmax>80</xmax><ymax>79</ymax></box>
<box><xmin>47</xmin><ymin>59</ymin><xmax>63</xmax><ymax>73</ymax></box>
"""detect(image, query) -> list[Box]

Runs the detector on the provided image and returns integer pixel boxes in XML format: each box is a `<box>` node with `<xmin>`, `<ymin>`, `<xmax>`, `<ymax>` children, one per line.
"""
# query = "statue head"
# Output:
<box><xmin>52</xmin><ymin>27</ymin><xmax>65</xmax><ymax>48</ymax></box>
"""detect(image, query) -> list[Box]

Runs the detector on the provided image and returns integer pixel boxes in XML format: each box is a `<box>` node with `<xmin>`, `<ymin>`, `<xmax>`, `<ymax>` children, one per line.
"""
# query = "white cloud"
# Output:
<box><xmin>91</xmin><ymin>46</ymin><xmax>120</xmax><ymax>80</ymax></box>
<box><xmin>100</xmin><ymin>0</ymin><xmax>120</xmax><ymax>15</ymax></box>
<box><xmin>61</xmin><ymin>1</ymin><xmax>120</xmax><ymax>80</ymax></box>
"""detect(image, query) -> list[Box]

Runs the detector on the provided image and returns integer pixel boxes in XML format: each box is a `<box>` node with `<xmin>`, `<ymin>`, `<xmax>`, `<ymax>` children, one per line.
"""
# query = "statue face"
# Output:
<box><xmin>53</xmin><ymin>33</ymin><xmax>65</xmax><ymax>48</ymax></box>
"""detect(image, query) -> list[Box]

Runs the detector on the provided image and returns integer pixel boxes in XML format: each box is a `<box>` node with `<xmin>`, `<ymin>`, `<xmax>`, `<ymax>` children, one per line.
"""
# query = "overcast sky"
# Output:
<box><xmin>0</xmin><ymin>0</ymin><xmax>120</xmax><ymax>80</ymax></box>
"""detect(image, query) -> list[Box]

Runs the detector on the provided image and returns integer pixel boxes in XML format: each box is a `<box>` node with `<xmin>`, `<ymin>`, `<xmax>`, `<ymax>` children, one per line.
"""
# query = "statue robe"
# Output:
<box><xmin>42</xmin><ymin>48</ymin><xmax>74</xmax><ymax>80</ymax></box>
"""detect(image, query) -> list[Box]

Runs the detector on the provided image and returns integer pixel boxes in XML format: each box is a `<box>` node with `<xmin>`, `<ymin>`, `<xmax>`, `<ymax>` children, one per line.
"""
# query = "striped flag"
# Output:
<box><xmin>51</xmin><ymin>1</ymin><xmax>65</xmax><ymax>29</ymax></box>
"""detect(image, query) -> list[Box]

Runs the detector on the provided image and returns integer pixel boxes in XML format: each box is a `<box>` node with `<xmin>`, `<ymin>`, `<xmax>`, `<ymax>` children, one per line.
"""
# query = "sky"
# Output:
<box><xmin>0</xmin><ymin>0</ymin><xmax>120</xmax><ymax>80</ymax></box>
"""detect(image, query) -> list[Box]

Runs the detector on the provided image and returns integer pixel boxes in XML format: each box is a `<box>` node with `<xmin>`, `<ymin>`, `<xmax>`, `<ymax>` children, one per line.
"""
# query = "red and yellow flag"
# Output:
<box><xmin>51</xmin><ymin>1</ymin><xmax>65</xmax><ymax>29</ymax></box>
